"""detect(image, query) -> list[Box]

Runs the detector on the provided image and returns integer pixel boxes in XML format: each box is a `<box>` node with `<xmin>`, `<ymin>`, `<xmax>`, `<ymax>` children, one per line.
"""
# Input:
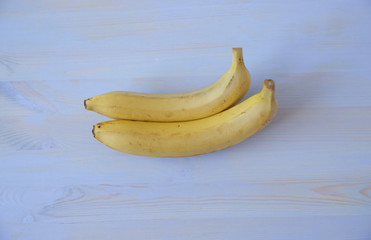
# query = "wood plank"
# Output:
<box><xmin>1</xmin><ymin>1</ymin><xmax>370</xmax><ymax>82</ymax></box>
<box><xmin>2</xmin><ymin>216</ymin><xmax>371</xmax><ymax>240</ymax></box>
<box><xmin>1</xmin><ymin>181</ymin><xmax>370</xmax><ymax>224</ymax></box>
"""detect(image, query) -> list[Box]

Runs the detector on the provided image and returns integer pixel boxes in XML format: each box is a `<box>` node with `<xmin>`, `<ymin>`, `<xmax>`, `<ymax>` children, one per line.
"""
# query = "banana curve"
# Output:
<box><xmin>85</xmin><ymin>48</ymin><xmax>251</xmax><ymax>122</ymax></box>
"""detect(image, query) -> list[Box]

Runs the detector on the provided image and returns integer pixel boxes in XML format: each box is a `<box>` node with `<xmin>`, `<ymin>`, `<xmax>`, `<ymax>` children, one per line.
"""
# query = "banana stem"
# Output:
<box><xmin>232</xmin><ymin>48</ymin><xmax>244</xmax><ymax>66</ymax></box>
<box><xmin>261</xmin><ymin>79</ymin><xmax>276</xmax><ymax>98</ymax></box>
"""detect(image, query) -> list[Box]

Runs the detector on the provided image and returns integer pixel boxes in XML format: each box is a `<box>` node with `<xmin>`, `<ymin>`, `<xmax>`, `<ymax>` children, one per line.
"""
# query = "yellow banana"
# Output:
<box><xmin>93</xmin><ymin>79</ymin><xmax>278</xmax><ymax>157</ymax></box>
<box><xmin>84</xmin><ymin>48</ymin><xmax>251</xmax><ymax>121</ymax></box>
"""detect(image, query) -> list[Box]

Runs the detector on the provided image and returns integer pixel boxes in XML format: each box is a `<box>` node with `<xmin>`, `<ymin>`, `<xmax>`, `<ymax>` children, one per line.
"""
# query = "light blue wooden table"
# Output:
<box><xmin>1</xmin><ymin>1</ymin><xmax>371</xmax><ymax>239</ymax></box>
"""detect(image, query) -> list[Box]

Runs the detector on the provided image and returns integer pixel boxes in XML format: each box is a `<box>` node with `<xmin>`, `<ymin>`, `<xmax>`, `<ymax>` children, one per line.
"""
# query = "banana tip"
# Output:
<box><xmin>92</xmin><ymin>125</ymin><xmax>95</xmax><ymax>138</ymax></box>
<box><xmin>84</xmin><ymin>99</ymin><xmax>88</xmax><ymax>109</ymax></box>
<box><xmin>264</xmin><ymin>79</ymin><xmax>275</xmax><ymax>91</ymax></box>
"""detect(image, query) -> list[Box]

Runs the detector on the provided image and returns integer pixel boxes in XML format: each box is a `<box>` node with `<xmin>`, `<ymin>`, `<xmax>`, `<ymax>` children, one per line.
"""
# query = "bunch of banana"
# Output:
<box><xmin>85</xmin><ymin>48</ymin><xmax>278</xmax><ymax>157</ymax></box>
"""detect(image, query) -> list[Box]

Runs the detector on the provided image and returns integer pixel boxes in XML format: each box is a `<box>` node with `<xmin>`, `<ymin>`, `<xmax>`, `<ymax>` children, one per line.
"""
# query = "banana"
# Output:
<box><xmin>92</xmin><ymin>79</ymin><xmax>278</xmax><ymax>157</ymax></box>
<box><xmin>84</xmin><ymin>48</ymin><xmax>251</xmax><ymax>122</ymax></box>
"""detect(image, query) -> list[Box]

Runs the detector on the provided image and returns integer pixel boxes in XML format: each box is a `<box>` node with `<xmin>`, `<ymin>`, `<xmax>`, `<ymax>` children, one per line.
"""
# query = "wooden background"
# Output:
<box><xmin>1</xmin><ymin>0</ymin><xmax>371</xmax><ymax>239</ymax></box>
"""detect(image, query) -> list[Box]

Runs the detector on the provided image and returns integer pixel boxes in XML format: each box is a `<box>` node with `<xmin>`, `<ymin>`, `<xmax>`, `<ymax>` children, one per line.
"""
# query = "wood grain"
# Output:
<box><xmin>1</xmin><ymin>0</ymin><xmax>371</xmax><ymax>239</ymax></box>
<box><xmin>1</xmin><ymin>181</ymin><xmax>370</xmax><ymax>222</ymax></box>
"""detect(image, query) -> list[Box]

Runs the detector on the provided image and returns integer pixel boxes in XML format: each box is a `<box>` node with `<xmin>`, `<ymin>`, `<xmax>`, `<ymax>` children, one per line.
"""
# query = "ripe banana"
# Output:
<box><xmin>93</xmin><ymin>79</ymin><xmax>278</xmax><ymax>157</ymax></box>
<box><xmin>84</xmin><ymin>48</ymin><xmax>251</xmax><ymax>122</ymax></box>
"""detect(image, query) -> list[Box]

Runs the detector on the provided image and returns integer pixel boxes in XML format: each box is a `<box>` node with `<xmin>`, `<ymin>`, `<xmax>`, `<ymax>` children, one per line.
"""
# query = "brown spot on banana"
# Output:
<box><xmin>225</xmin><ymin>76</ymin><xmax>234</xmax><ymax>89</ymax></box>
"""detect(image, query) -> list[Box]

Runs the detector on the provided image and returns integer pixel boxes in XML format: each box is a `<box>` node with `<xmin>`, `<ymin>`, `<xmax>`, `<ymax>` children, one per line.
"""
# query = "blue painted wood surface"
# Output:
<box><xmin>1</xmin><ymin>0</ymin><xmax>371</xmax><ymax>239</ymax></box>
